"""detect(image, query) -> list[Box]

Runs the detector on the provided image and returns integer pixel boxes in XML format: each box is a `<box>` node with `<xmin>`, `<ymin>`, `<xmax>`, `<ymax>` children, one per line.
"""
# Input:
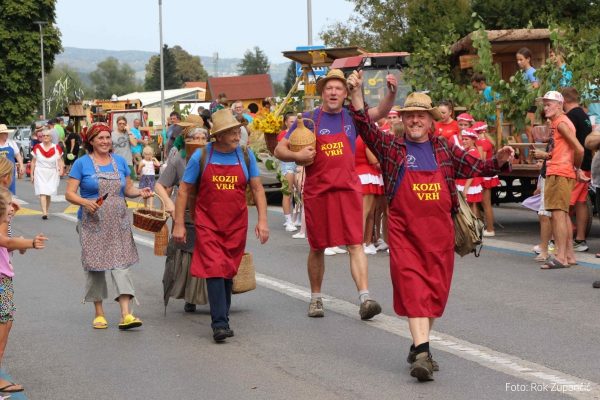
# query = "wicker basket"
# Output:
<box><xmin>153</xmin><ymin>224</ymin><xmax>169</xmax><ymax>256</ymax></box>
<box><xmin>133</xmin><ymin>194</ymin><xmax>169</xmax><ymax>233</ymax></box>
<box><xmin>232</xmin><ymin>252</ymin><xmax>256</xmax><ymax>294</ymax></box>
<box><xmin>289</xmin><ymin>116</ymin><xmax>316</xmax><ymax>159</ymax></box>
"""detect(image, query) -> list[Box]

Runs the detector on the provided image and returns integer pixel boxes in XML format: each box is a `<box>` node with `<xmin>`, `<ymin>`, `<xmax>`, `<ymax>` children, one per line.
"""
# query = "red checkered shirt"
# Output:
<box><xmin>349</xmin><ymin>105</ymin><xmax>511</xmax><ymax>213</ymax></box>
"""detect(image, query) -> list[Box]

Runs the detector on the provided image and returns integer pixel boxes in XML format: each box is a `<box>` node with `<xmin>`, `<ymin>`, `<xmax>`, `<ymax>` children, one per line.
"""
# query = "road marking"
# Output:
<box><xmin>15</xmin><ymin>207</ymin><xmax>43</xmax><ymax>216</ymax></box>
<box><xmin>55</xmin><ymin>211</ymin><xmax>600</xmax><ymax>398</ymax></box>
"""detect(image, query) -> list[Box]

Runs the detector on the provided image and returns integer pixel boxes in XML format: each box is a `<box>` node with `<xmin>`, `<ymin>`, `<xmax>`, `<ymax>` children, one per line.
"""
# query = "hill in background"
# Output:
<box><xmin>55</xmin><ymin>47</ymin><xmax>291</xmax><ymax>85</ymax></box>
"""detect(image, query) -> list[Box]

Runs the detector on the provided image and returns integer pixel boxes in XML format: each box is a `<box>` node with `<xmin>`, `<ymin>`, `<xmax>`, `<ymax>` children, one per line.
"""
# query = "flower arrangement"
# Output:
<box><xmin>251</xmin><ymin>112</ymin><xmax>282</xmax><ymax>134</ymax></box>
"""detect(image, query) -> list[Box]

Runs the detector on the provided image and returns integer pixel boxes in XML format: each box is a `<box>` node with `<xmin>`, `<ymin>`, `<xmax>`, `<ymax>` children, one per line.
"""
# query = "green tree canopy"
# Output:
<box><xmin>145</xmin><ymin>45</ymin><xmax>208</xmax><ymax>89</ymax></box>
<box><xmin>144</xmin><ymin>44</ymin><xmax>182</xmax><ymax>91</ymax></box>
<box><xmin>283</xmin><ymin>62</ymin><xmax>297</xmax><ymax>95</ymax></box>
<box><xmin>0</xmin><ymin>0</ymin><xmax>62</xmax><ymax>124</ymax></box>
<box><xmin>238</xmin><ymin>47</ymin><xmax>270</xmax><ymax>75</ymax></box>
<box><xmin>90</xmin><ymin>57</ymin><xmax>140</xmax><ymax>99</ymax></box>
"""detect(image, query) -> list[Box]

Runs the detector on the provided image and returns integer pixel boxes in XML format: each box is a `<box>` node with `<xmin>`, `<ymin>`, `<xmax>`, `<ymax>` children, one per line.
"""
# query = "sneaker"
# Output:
<box><xmin>407</xmin><ymin>348</ymin><xmax>440</xmax><ymax>371</ymax></box>
<box><xmin>375</xmin><ymin>240</ymin><xmax>389</xmax><ymax>251</ymax></box>
<box><xmin>483</xmin><ymin>230</ymin><xmax>495</xmax><ymax>237</ymax></box>
<box><xmin>410</xmin><ymin>352</ymin><xmax>435</xmax><ymax>382</ymax></box>
<box><xmin>285</xmin><ymin>222</ymin><xmax>298</xmax><ymax>232</ymax></box>
<box><xmin>292</xmin><ymin>232</ymin><xmax>306</xmax><ymax>239</ymax></box>
<box><xmin>359</xmin><ymin>299</ymin><xmax>381</xmax><ymax>320</ymax></box>
<box><xmin>331</xmin><ymin>246</ymin><xmax>348</xmax><ymax>254</ymax></box>
<box><xmin>548</xmin><ymin>240</ymin><xmax>556</xmax><ymax>253</ymax></box>
<box><xmin>363</xmin><ymin>243</ymin><xmax>377</xmax><ymax>255</ymax></box>
<box><xmin>308</xmin><ymin>298</ymin><xmax>324</xmax><ymax>317</ymax></box>
<box><xmin>593</xmin><ymin>281</ymin><xmax>600</xmax><ymax>288</ymax></box>
<box><xmin>324</xmin><ymin>248</ymin><xmax>336</xmax><ymax>256</ymax></box>
<box><xmin>183</xmin><ymin>302</ymin><xmax>197</xmax><ymax>313</ymax></box>
<box><xmin>573</xmin><ymin>240</ymin><xmax>589</xmax><ymax>252</ymax></box>
<box><xmin>213</xmin><ymin>327</ymin><xmax>228</xmax><ymax>342</ymax></box>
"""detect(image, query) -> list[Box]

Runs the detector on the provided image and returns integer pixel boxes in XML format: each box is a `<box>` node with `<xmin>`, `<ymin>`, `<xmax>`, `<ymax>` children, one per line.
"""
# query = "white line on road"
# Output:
<box><xmin>56</xmin><ymin>212</ymin><xmax>600</xmax><ymax>398</ymax></box>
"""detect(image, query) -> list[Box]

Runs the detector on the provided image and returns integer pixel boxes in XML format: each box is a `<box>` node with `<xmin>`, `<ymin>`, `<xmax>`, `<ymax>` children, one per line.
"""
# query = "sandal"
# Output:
<box><xmin>0</xmin><ymin>381</ymin><xmax>24</xmax><ymax>393</ymax></box>
<box><xmin>534</xmin><ymin>254</ymin><xmax>549</xmax><ymax>262</ymax></box>
<box><xmin>118</xmin><ymin>314</ymin><xmax>142</xmax><ymax>330</ymax></box>
<box><xmin>541</xmin><ymin>257</ymin><xmax>570</xmax><ymax>270</ymax></box>
<box><xmin>92</xmin><ymin>315</ymin><xmax>108</xmax><ymax>329</ymax></box>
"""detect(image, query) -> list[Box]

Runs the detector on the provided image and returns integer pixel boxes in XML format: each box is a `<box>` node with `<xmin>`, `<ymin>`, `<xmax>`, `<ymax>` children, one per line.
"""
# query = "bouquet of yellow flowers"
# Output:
<box><xmin>251</xmin><ymin>112</ymin><xmax>282</xmax><ymax>134</ymax></box>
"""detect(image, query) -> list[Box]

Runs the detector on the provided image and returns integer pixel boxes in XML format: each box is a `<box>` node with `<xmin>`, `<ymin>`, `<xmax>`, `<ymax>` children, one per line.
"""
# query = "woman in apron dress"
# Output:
<box><xmin>65</xmin><ymin>123</ymin><xmax>152</xmax><ymax>331</ymax></box>
<box><xmin>173</xmin><ymin>110</ymin><xmax>269</xmax><ymax>343</ymax></box>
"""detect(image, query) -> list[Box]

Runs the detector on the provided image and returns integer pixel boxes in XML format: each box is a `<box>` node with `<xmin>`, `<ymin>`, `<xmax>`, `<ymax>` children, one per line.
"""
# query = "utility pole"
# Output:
<box><xmin>34</xmin><ymin>21</ymin><xmax>47</xmax><ymax>119</ymax></box>
<box><xmin>307</xmin><ymin>0</ymin><xmax>313</xmax><ymax>45</ymax></box>
<box><xmin>158</xmin><ymin>0</ymin><xmax>166</xmax><ymax>158</ymax></box>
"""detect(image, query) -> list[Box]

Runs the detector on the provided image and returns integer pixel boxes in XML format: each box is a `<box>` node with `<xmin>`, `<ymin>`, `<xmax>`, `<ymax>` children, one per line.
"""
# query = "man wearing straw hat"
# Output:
<box><xmin>346</xmin><ymin>70</ymin><xmax>515</xmax><ymax>381</ymax></box>
<box><xmin>173</xmin><ymin>109</ymin><xmax>269</xmax><ymax>343</ymax></box>
<box><xmin>274</xmin><ymin>68</ymin><xmax>397</xmax><ymax>321</ymax></box>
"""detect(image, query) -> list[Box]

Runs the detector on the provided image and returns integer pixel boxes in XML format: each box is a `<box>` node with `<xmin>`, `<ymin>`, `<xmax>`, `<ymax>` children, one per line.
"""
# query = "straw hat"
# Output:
<box><xmin>0</xmin><ymin>124</ymin><xmax>8</xmax><ymax>134</ymax></box>
<box><xmin>209</xmin><ymin>109</ymin><xmax>242</xmax><ymax>137</ymax></box>
<box><xmin>398</xmin><ymin>92</ymin><xmax>442</xmax><ymax>120</ymax></box>
<box><xmin>316</xmin><ymin>69</ymin><xmax>347</xmax><ymax>95</ymax></box>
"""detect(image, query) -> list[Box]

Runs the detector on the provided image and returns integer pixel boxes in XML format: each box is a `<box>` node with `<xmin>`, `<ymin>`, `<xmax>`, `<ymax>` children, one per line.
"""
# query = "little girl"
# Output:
<box><xmin>434</xmin><ymin>100</ymin><xmax>460</xmax><ymax>141</ymax></box>
<box><xmin>136</xmin><ymin>146</ymin><xmax>160</xmax><ymax>205</ymax></box>
<box><xmin>473</xmin><ymin>122</ymin><xmax>499</xmax><ymax>236</ymax></box>
<box><xmin>455</xmin><ymin>112</ymin><xmax>475</xmax><ymax>148</ymax></box>
<box><xmin>0</xmin><ymin>187</ymin><xmax>47</xmax><ymax>394</ymax></box>
<box><xmin>455</xmin><ymin>129</ymin><xmax>483</xmax><ymax>217</ymax></box>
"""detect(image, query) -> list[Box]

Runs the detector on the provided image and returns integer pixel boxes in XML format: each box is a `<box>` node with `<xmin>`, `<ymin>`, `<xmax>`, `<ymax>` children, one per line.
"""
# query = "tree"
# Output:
<box><xmin>145</xmin><ymin>45</ymin><xmax>208</xmax><ymax>88</ymax></box>
<box><xmin>0</xmin><ymin>0</ymin><xmax>62</xmax><ymax>124</ymax></box>
<box><xmin>283</xmin><ymin>62</ymin><xmax>297</xmax><ymax>95</ymax></box>
<box><xmin>144</xmin><ymin>44</ymin><xmax>181</xmax><ymax>91</ymax></box>
<box><xmin>90</xmin><ymin>57</ymin><xmax>140</xmax><ymax>99</ymax></box>
<box><xmin>238</xmin><ymin>47</ymin><xmax>270</xmax><ymax>75</ymax></box>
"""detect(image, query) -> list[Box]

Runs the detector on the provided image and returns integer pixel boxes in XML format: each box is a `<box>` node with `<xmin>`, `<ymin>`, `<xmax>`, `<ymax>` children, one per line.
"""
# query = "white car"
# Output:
<box><xmin>10</xmin><ymin>127</ymin><xmax>32</xmax><ymax>160</ymax></box>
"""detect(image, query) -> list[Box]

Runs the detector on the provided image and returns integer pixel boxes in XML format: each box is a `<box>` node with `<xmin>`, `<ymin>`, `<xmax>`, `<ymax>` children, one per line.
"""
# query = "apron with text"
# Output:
<box><xmin>388</xmin><ymin>167</ymin><xmax>454</xmax><ymax>317</ymax></box>
<box><xmin>304</xmin><ymin>109</ymin><xmax>363</xmax><ymax>249</ymax></box>
<box><xmin>80</xmin><ymin>156</ymin><xmax>138</xmax><ymax>271</ymax></box>
<box><xmin>0</xmin><ymin>143</ymin><xmax>17</xmax><ymax>194</ymax></box>
<box><xmin>190</xmin><ymin>147</ymin><xmax>247</xmax><ymax>279</ymax></box>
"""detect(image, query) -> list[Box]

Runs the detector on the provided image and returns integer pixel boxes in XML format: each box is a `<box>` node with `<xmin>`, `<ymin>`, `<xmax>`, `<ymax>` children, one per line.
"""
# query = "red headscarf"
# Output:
<box><xmin>85</xmin><ymin>122</ymin><xmax>111</xmax><ymax>143</ymax></box>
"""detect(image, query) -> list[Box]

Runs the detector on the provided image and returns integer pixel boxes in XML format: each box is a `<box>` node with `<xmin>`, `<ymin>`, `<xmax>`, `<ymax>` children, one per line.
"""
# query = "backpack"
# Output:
<box><xmin>453</xmin><ymin>191</ymin><xmax>485</xmax><ymax>257</ymax></box>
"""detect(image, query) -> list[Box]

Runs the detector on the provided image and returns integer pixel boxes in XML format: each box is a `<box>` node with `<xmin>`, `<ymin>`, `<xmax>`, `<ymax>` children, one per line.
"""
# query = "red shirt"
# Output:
<box><xmin>434</xmin><ymin>120</ymin><xmax>460</xmax><ymax>141</ymax></box>
<box><xmin>476</xmin><ymin>138</ymin><xmax>494</xmax><ymax>160</ymax></box>
<box><xmin>277</xmin><ymin>130</ymin><xmax>287</xmax><ymax>142</ymax></box>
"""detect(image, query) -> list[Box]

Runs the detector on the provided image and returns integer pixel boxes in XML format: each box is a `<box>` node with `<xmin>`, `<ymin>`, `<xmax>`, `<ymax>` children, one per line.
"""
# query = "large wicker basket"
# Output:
<box><xmin>289</xmin><ymin>115</ymin><xmax>316</xmax><ymax>158</ymax></box>
<box><xmin>153</xmin><ymin>224</ymin><xmax>169</xmax><ymax>256</ymax></box>
<box><xmin>232</xmin><ymin>252</ymin><xmax>256</xmax><ymax>294</ymax></box>
<box><xmin>133</xmin><ymin>194</ymin><xmax>169</xmax><ymax>233</ymax></box>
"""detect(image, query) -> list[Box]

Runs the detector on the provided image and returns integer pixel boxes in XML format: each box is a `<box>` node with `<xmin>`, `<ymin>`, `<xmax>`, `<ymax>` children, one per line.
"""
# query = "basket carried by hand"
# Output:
<box><xmin>232</xmin><ymin>252</ymin><xmax>256</xmax><ymax>294</ymax></box>
<box><xmin>133</xmin><ymin>194</ymin><xmax>169</xmax><ymax>233</ymax></box>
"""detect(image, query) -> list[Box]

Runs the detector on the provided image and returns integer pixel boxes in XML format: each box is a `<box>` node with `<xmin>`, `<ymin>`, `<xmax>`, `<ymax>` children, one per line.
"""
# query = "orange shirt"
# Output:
<box><xmin>434</xmin><ymin>120</ymin><xmax>460</xmax><ymax>141</ymax></box>
<box><xmin>546</xmin><ymin>114</ymin><xmax>576</xmax><ymax>179</ymax></box>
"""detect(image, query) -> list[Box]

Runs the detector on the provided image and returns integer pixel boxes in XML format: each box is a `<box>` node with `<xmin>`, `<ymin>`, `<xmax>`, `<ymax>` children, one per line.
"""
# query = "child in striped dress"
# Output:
<box><xmin>455</xmin><ymin>129</ymin><xmax>483</xmax><ymax>218</ymax></box>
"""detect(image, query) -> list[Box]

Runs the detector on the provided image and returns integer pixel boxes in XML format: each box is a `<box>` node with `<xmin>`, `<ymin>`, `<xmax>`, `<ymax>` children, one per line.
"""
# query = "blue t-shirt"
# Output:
<box><xmin>285</xmin><ymin>107</ymin><xmax>356</xmax><ymax>153</ymax></box>
<box><xmin>524</xmin><ymin>67</ymin><xmax>538</xmax><ymax>84</ymax></box>
<box><xmin>69</xmin><ymin>154</ymin><xmax>130</xmax><ymax>219</ymax></box>
<box><xmin>182</xmin><ymin>143</ymin><xmax>260</xmax><ymax>185</ymax></box>
<box><xmin>130</xmin><ymin>127</ymin><xmax>143</xmax><ymax>154</ymax></box>
<box><xmin>405</xmin><ymin>140</ymin><xmax>437</xmax><ymax>171</ymax></box>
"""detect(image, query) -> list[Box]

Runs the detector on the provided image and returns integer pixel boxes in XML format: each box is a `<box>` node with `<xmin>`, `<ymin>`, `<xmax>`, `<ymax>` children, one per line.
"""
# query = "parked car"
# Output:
<box><xmin>10</xmin><ymin>127</ymin><xmax>33</xmax><ymax>160</ymax></box>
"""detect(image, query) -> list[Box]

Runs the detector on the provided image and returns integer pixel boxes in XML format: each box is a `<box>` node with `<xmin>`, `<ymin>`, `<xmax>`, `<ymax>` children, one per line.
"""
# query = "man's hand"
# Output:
<box><xmin>386</xmin><ymin>73</ymin><xmax>397</xmax><ymax>93</ymax></box>
<box><xmin>346</xmin><ymin>70</ymin><xmax>363</xmax><ymax>94</ymax></box>
<box><xmin>531</xmin><ymin>148</ymin><xmax>548</xmax><ymax>160</ymax></box>
<box><xmin>295</xmin><ymin>145</ymin><xmax>316</xmax><ymax>166</ymax></box>
<box><xmin>255</xmin><ymin>221</ymin><xmax>269</xmax><ymax>244</ymax></box>
<box><xmin>577</xmin><ymin>169</ymin><xmax>591</xmax><ymax>183</ymax></box>
<box><xmin>496</xmin><ymin>146</ymin><xmax>515</xmax><ymax>165</ymax></box>
<box><xmin>172</xmin><ymin>223</ymin><xmax>186</xmax><ymax>244</ymax></box>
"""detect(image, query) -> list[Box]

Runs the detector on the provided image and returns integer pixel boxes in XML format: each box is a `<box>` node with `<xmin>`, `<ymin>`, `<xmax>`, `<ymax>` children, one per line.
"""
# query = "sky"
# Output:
<box><xmin>55</xmin><ymin>0</ymin><xmax>356</xmax><ymax>62</ymax></box>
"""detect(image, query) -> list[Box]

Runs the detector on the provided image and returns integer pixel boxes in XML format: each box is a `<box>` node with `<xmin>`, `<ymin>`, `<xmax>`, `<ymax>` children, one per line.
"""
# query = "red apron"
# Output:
<box><xmin>388</xmin><ymin>167</ymin><xmax>454</xmax><ymax>317</ymax></box>
<box><xmin>304</xmin><ymin>109</ymin><xmax>363</xmax><ymax>250</ymax></box>
<box><xmin>190</xmin><ymin>147</ymin><xmax>248</xmax><ymax>279</ymax></box>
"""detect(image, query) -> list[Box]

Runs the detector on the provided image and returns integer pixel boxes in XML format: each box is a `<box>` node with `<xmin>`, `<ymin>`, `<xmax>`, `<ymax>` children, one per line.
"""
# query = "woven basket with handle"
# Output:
<box><xmin>133</xmin><ymin>194</ymin><xmax>169</xmax><ymax>233</ymax></box>
<box><xmin>232</xmin><ymin>252</ymin><xmax>256</xmax><ymax>294</ymax></box>
<box><xmin>289</xmin><ymin>115</ymin><xmax>316</xmax><ymax>154</ymax></box>
<box><xmin>153</xmin><ymin>224</ymin><xmax>169</xmax><ymax>256</ymax></box>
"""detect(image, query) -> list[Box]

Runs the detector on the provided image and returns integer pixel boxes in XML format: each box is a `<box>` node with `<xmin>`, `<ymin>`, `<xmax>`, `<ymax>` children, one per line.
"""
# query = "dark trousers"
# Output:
<box><xmin>206</xmin><ymin>278</ymin><xmax>233</xmax><ymax>329</ymax></box>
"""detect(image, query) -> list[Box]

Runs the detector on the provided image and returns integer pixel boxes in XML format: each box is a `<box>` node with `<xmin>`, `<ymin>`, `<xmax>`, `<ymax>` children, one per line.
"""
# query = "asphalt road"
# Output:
<box><xmin>3</xmin><ymin>178</ymin><xmax>600</xmax><ymax>399</ymax></box>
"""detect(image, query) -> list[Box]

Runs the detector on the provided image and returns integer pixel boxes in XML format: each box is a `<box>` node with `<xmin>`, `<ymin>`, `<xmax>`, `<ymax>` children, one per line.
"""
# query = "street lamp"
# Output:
<box><xmin>34</xmin><ymin>21</ymin><xmax>47</xmax><ymax>120</ymax></box>
<box><xmin>307</xmin><ymin>0</ymin><xmax>313</xmax><ymax>45</ymax></box>
<box><xmin>158</xmin><ymin>0</ymin><xmax>166</xmax><ymax>159</ymax></box>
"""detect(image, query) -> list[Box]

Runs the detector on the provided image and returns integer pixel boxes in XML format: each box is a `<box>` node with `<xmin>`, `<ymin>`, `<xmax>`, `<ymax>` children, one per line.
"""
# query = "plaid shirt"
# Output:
<box><xmin>349</xmin><ymin>105</ymin><xmax>511</xmax><ymax>213</ymax></box>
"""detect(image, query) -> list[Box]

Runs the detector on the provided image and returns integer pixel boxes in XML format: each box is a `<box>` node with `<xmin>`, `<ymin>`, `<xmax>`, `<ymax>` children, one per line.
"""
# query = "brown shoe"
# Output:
<box><xmin>410</xmin><ymin>352</ymin><xmax>434</xmax><ymax>382</ymax></box>
<box><xmin>359</xmin><ymin>299</ymin><xmax>382</xmax><ymax>320</ymax></box>
<box><xmin>407</xmin><ymin>348</ymin><xmax>439</xmax><ymax>371</ymax></box>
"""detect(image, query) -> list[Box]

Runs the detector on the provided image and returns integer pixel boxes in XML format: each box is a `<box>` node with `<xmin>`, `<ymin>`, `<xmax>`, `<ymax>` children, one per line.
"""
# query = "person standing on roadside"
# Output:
<box><xmin>0</xmin><ymin>124</ymin><xmax>25</xmax><ymax>195</ymax></box>
<box><xmin>111</xmin><ymin>116</ymin><xmax>138</xmax><ymax>179</ymax></box>
<box><xmin>274</xmin><ymin>69</ymin><xmax>396</xmax><ymax>320</ymax></box>
<box><xmin>562</xmin><ymin>87</ymin><xmax>592</xmax><ymax>253</ymax></box>
<box><xmin>539</xmin><ymin>91</ymin><xmax>584</xmax><ymax>269</ymax></box>
<box><xmin>346</xmin><ymin>70</ymin><xmax>514</xmax><ymax>382</ymax></box>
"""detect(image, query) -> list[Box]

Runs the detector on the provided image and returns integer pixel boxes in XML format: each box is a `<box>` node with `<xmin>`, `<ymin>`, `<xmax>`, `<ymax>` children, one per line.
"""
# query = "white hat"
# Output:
<box><xmin>0</xmin><ymin>124</ymin><xmax>9</xmax><ymax>134</ymax></box>
<box><xmin>537</xmin><ymin>91</ymin><xmax>564</xmax><ymax>103</ymax></box>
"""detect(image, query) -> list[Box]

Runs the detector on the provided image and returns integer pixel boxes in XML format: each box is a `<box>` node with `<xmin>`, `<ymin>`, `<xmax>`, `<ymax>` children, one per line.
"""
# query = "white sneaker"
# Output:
<box><xmin>483</xmin><ymin>230</ymin><xmax>495</xmax><ymax>237</ymax></box>
<box><xmin>331</xmin><ymin>246</ymin><xmax>348</xmax><ymax>254</ymax></box>
<box><xmin>324</xmin><ymin>248</ymin><xmax>336</xmax><ymax>256</ymax></box>
<box><xmin>292</xmin><ymin>232</ymin><xmax>306</xmax><ymax>239</ymax></box>
<box><xmin>294</xmin><ymin>217</ymin><xmax>302</xmax><ymax>227</ymax></box>
<box><xmin>284</xmin><ymin>222</ymin><xmax>298</xmax><ymax>232</ymax></box>
<box><xmin>375</xmin><ymin>240</ymin><xmax>388</xmax><ymax>251</ymax></box>
<box><xmin>363</xmin><ymin>244</ymin><xmax>377</xmax><ymax>255</ymax></box>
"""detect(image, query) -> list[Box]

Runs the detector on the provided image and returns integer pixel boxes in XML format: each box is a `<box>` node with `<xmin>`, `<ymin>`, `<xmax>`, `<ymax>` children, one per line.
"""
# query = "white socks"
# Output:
<box><xmin>359</xmin><ymin>290</ymin><xmax>370</xmax><ymax>303</ymax></box>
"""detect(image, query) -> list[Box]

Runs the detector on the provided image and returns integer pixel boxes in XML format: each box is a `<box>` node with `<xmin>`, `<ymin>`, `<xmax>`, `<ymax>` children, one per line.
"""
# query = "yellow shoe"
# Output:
<box><xmin>118</xmin><ymin>314</ymin><xmax>142</xmax><ymax>330</ymax></box>
<box><xmin>92</xmin><ymin>315</ymin><xmax>108</xmax><ymax>329</ymax></box>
